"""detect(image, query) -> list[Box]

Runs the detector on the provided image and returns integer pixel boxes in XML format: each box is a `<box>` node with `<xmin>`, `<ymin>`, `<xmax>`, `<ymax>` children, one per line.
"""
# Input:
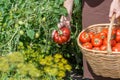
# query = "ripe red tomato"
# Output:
<box><xmin>91</xmin><ymin>37</ymin><xmax>103</xmax><ymax>47</ymax></box>
<box><xmin>103</xmin><ymin>38</ymin><xmax>107</xmax><ymax>45</ymax></box>
<box><xmin>92</xmin><ymin>47</ymin><xmax>100</xmax><ymax>50</ymax></box>
<box><xmin>99</xmin><ymin>32</ymin><xmax>107</xmax><ymax>39</ymax></box>
<box><xmin>112</xmin><ymin>43</ymin><xmax>120</xmax><ymax>52</ymax></box>
<box><xmin>53</xmin><ymin>27</ymin><xmax>70</xmax><ymax>44</ymax></box>
<box><xmin>101</xmin><ymin>28</ymin><xmax>108</xmax><ymax>35</ymax></box>
<box><xmin>112</xmin><ymin>28</ymin><xmax>117</xmax><ymax>35</ymax></box>
<box><xmin>111</xmin><ymin>28</ymin><xmax>117</xmax><ymax>39</ymax></box>
<box><xmin>116</xmin><ymin>29</ymin><xmax>120</xmax><ymax>36</ymax></box>
<box><xmin>82</xmin><ymin>42</ymin><xmax>93</xmax><ymax>49</ymax></box>
<box><xmin>88</xmin><ymin>32</ymin><xmax>94</xmax><ymax>40</ymax></box>
<box><xmin>116</xmin><ymin>35</ymin><xmax>120</xmax><ymax>42</ymax></box>
<box><xmin>100</xmin><ymin>45</ymin><xmax>107</xmax><ymax>51</ymax></box>
<box><xmin>103</xmin><ymin>38</ymin><xmax>116</xmax><ymax>47</ymax></box>
<box><xmin>111</xmin><ymin>39</ymin><xmax>116</xmax><ymax>47</ymax></box>
<box><xmin>114</xmin><ymin>43</ymin><xmax>120</xmax><ymax>49</ymax></box>
<box><xmin>112</xmin><ymin>47</ymin><xmax>120</xmax><ymax>52</ymax></box>
<box><xmin>79</xmin><ymin>32</ymin><xmax>90</xmax><ymax>43</ymax></box>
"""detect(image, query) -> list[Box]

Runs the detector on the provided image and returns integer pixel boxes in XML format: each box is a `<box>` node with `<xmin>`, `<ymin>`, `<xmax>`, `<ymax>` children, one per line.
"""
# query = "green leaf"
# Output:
<box><xmin>26</xmin><ymin>29</ymin><xmax>35</xmax><ymax>40</ymax></box>
<box><xmin>74</xmin><ymin>0</ymin><xmax>80</xmax><ymax>6</ymax></box>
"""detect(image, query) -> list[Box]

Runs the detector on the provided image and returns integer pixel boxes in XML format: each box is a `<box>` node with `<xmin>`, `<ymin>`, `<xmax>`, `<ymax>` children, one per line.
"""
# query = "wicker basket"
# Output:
<box><xmin>77</xmin><ymin>15</ymin><xmax>120</xmax><ymax>78</ymax></box>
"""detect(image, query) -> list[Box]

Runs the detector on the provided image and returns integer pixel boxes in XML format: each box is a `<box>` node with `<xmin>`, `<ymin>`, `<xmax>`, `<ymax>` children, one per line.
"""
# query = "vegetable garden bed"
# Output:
<box><xmin>0</xmin><ymin>0</ymin><xmax>82</xmax><ymax>79</ymax></box>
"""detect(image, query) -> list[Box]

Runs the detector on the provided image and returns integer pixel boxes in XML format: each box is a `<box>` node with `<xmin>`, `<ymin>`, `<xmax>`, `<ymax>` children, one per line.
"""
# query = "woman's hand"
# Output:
<box><xmin>52</xmin><ymin>16</ymin><xmax>70</xmax><ymax>39</ymax></box>
<box><xmin>109</xmin><ymin>0</ymin><xmax>120</xmax><ymax>18</ymax></box>
<box><xmin>58</xmin><ymin>16</ymin><xmax>70</xmax><ymax>29</ymax></box>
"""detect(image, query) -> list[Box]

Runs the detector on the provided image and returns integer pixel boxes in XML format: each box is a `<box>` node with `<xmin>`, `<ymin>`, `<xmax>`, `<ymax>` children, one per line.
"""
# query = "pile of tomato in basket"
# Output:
<box><xmin>79</xmin><ymin>27</ymin><xmax>120</xmax><ymax>52</ymax></box>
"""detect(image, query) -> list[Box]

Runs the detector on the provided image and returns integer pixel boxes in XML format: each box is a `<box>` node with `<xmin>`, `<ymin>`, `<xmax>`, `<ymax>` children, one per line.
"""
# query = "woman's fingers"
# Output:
<box><xmin>58</xmin><ymin>16</ymin><xmax>70</xmax><ymax>29</ymax></box>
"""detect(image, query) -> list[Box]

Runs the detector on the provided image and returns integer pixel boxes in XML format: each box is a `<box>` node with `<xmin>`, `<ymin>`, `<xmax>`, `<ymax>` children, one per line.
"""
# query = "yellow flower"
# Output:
<box><xmin>29</xmin><ymin>68</ymin><xmax>40</xmax><ymax>77</ymax></box>
<box><xmin>39</xmin><ymin>58</ymin><xmax>47</xmax><ymax>65</ymax></box>
<box><xmin>54</xmin><ymin>57</ymin><xmax>60</xmax><ymax>63</ymax></box>
<box><xmin>61</xmin><ymin>58</ymin><xmax>67</xmax><ymax>64</ymax></box>
<box><xmin>49</xmin><ymin>68</ymin><xmax>58</xmax><ymax>76</ymax></box>
<box><xmin>44</xmin><ymin>67</ymin><xmax>51</xmax><ymax>73</ymax></box>
<box><xmin>54</xmin><ymin>54</ymin><xmax>62</xmax><ymax>59</ymax></box>
<box><xmin>52</xmin><ymin>64</ymin><xmax>57</xmax><ymax>68</ymax></box>
<box><xmin>58</xmin><ymin>62</ymin><xmax>64</xmax><ymax>70</ymax></box>
<box><xmin>58</xmin><ymin>71</ymin><xmax>66</xmax><ymax>78</ymax></box>
<box><xmin>65</xmin><ymin>64</ymin><xmax>72</xmax><ymax>71</ymax></box>
<box><xmin>45</xmin><ymin>56</ymin><xmax>53</xmax><ymax>65</ymax></box>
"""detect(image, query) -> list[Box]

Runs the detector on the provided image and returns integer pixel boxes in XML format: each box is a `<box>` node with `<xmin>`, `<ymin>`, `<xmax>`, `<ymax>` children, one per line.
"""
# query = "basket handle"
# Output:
<box><xmin>107</xmin><ymin>14</ymin><xmax>116</xmax><ymax>54</ymax></box>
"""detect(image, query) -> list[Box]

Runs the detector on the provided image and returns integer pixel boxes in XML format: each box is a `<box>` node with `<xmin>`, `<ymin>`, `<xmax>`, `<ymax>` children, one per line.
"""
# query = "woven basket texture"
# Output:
<box><xmin>77</xmin><ymin>23</ymin><xmax>120</xmax><ymax>78</ymax></box>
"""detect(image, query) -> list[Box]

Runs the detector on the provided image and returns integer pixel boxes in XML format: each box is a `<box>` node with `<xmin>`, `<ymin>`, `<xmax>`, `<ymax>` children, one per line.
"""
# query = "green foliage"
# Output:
<box><xmin>0</xmin><ymin>0</ymin><xmax>83</xmax><ymax>79</ymax></box>
<box><xmin>0</xmin><ymin>0</ymin><xmax>67</xmax><ymax>55</ymax></box>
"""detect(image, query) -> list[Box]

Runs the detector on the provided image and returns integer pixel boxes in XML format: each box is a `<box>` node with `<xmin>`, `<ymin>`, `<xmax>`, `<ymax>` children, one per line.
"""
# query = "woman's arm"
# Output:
<box><xmin>64</xmin><ymin>0</ymin><xmax>74</xmax><ymax>20</ymax></box>
<box><xmin>109</xmin><ymin>0</ymin><xmax>120</xmax><ymax>18</ymax></box>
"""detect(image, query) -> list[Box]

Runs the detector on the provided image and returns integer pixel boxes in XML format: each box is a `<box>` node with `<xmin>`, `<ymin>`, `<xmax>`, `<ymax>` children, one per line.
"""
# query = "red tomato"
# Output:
<box><xmin>100</xmin><ymin>45</ymin><xmax>107</xmax><ymax>51</ymax></box>
<box><xmin>114</xmin><ymin>43</ymin><xmax>120</xmax><ymax>49</ymax></box>
<box><xmin>79</xmin><ymin>32</ymin><xmax>90</xmax><ymax>43</ymax></box>
<box><xmin>111</xmin><ymin>28</ymin><xmax>117</xmax><ymax>39</ymax></box>
<box><xmin>88</xmin><ymin>32</ymin><xmax>94</xmax><ymax>40</ymax></box>
<box><xmin>116</xmin><ymin>35</ymin><xmax>120</xmax><ymax>42</ymax></box>
<box><xmin>92</xmin><ymin>47</ymin><xmax>100</xmax><ymax>50</ymax></box>
<box><xmin>53</xmin><ymin>27</ymin><xmax>70</xmax><ymax>44</ymax></box>
<box><xmin>112</xmin><ymin>43</ymin><xmax>120</xmax><ymax>52</ymax></box>
<box><xmin>112</xmin><ymin>28</ymin><xmax>117</xmax><ymax>35</ymax></box>
<box><xmin>116</xmin><ymin>29</ymin><xmax>120</xmax><ymax>36</ymax></box>
<box><xmin>103</xmin><ymin>38</ymin><xmax>116</xmax><ymax>47</ymax></box>
<box><xmin>94</xmin><ymin>33</ymin><xmax>100</xmax><ymax>38</ymax></box>
<box><xmin>82</xmin><ymin>42</ymin><xmax>93</xmax><ymax>49</ymax></box>
<box><xmin>111</xmin><ymin>39</ymin><xmax>116</xmax><ymax>47</ymax></box>
<box><xmin>112</xmin><ymin>47</ymin><xmax>120</xmax><ymax>52</ymax></box>
<box><xmin>101</xmin><ymin>28</ymin><xmax>108</xmax><ymax>35</ymax></box>
<box><xmin>103</xmin><ymin>38</ymin><xmax>107</xmax><ymax>45</ymax></box>
<box><xmin>99</xmin><ymin>32</ymin><xmax>107</xmax><ymax>39</ymax></box>
<box><xmin>91</xmin><ymin>37</ymin><xmax>103</xmax><ymax>47</ymax></box>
